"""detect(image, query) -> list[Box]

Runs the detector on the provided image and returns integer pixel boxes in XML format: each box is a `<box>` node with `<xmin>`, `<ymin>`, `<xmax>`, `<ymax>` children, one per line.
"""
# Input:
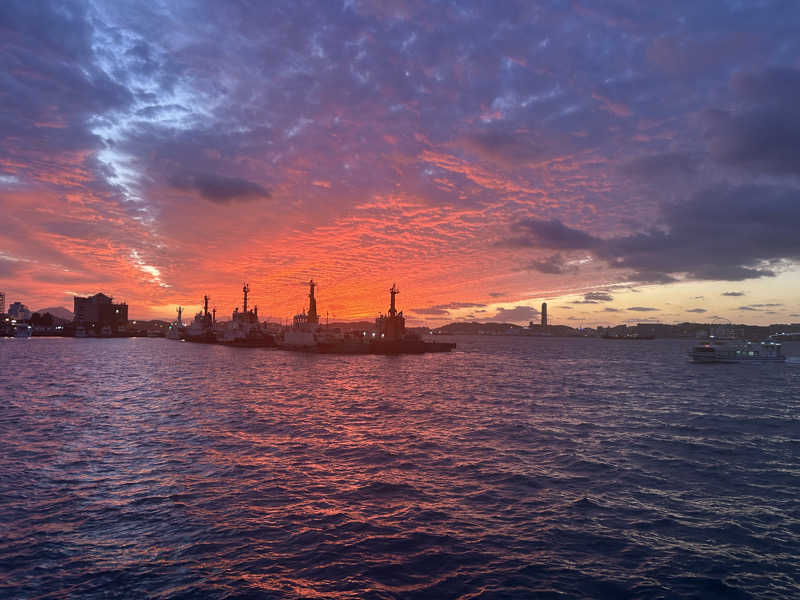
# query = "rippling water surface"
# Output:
<box><xmin>1</xmin><ymin>336</ymin><xmax>799</xmax><ymax>599</ymax></box>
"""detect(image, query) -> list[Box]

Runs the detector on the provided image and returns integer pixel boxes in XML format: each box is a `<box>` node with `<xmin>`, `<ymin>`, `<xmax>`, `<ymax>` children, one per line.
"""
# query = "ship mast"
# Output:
<box><xmin>388</xmin><ymin>283</ymin><xmax>399</xmax><ymax>317</ymax></box>
<box><xmin>203</xmin><ymin>295</ymin><xmax>209</xmax><ymax>317</ymax></box>
<box><xmin>176</xmin><ymin>306</ymin><xmax>182</xmax><ymax>325</ymax></box>
<box><xmin>308</xmin><ymin>279</ymin><xmax>318</xmax><ymax>324</ymax></box>
<box><xmin>243</xmin><ymin>283</ymin><xmax>249</xmax><ymax>313</ymax></box>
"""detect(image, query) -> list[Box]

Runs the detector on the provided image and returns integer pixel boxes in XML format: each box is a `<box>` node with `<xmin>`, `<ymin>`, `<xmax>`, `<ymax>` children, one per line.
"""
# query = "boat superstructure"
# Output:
<box><xmin>166</xmin><ymin>306</ymin><xmax>185</xmax><ymax>340</ymax></box>
<box><xmin>280</xmin><ymin>280</ymin><xmax>321</xmax><ymax>350</ymax></box>
<box><xmin>219</xmin><ymin>283</ymin><xmax>275</xmax><ymax>347</ymax></box>
<box><xmin>370</xmin><ymin>284</ymin><xmax>455</xmax><ymax>354</ymax></box>
<box><xmin>186</xmin><ymin>295</ymin><xmax>216</xmax><ymax>343</ymax></box>
<box><xmin>690</xmin><ymin>340</ymin><xmax>786</xmax><ymax>363</ymax></box>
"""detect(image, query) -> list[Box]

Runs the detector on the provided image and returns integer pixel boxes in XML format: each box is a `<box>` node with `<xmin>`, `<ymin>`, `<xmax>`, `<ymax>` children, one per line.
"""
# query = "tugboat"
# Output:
<box><xmin>370</xmin><ymin>284</ymin><xmax>456</xmax><ymax>354</ymax></box>
<box><xmin>186</xmin><ymin>295</ymin><xmax>217</xmax><ymax>343</ymax></box>
<box><xmin>280</xmin><ymin>280</ymin><xmax>322</xmax><ymax>350</ymax></box>
<box><xmin>218</xmin><ymin>283</ymin><xmax>276</xmax><ymax>347</ymax></box>
<box><xmin>166</xmin><ymin>306</ymin><xmax>185</xmax><ymax>340</ymax></box>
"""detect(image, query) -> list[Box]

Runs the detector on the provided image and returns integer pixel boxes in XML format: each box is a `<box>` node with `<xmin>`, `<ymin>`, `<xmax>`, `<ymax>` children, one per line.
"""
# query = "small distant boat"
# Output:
<box><xmin>689</xmin><ymin>340</ymin><xmax>786</xmax><ymax>363</ymax></box>
<box><xmin>768</xmin><ymin>332</ymin><xmax>800</xmax><ymax>342</ymax></box>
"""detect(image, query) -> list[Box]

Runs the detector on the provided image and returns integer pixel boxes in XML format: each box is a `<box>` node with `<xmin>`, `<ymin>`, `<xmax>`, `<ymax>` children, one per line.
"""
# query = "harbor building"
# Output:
<box><xmin>541</xmin><ymin>302</ymin><xmax>548</xmax><ymax>326</ymax></box>
<box><xmin>8</xmin><ymin>301</ymin><xmax>31</xmax><ymax>321</ymax></box>
<box><xmin>73</xmin><ymin>293</ymin><xmax>128</xmax><ymax>334</ymax></box>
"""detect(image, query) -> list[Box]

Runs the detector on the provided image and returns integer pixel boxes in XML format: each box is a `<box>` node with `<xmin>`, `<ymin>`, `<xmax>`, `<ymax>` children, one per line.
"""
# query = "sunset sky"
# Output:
<box><xmin>2</xmin><ymin>1</ymin><xmax>800</xmax><ymax>326</ymax></box>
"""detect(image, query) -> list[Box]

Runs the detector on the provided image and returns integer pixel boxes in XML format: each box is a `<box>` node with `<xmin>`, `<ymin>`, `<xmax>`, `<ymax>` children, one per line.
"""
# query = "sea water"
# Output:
<box><xmin>1</xmin><ymin>336</ymin><xmax>798</xmax><ymax>598</ymax></box>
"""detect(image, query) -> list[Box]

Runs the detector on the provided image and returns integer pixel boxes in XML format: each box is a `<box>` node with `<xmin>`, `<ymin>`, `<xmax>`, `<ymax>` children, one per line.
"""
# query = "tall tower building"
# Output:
<box><xmin>541</xmin><ymin>302</ymin><xmax>548</xmax><ymax>327</ymax></box>
<box><xmin>0</xmin><ymin>291</ymin><xmax>5</xmax><ymax>315</ymax></box>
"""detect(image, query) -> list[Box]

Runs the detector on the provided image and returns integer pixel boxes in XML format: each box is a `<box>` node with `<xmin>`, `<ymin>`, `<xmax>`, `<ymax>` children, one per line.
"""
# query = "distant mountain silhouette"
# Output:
<box><xmin>35</xmin><ymin>307</ymin><xmax>74</xmax><ymax>321</ymax></box>
<box><xmin>325</xmin><ymin>321</ymin><xmax>375</xmax><ymax>331</ymax></box>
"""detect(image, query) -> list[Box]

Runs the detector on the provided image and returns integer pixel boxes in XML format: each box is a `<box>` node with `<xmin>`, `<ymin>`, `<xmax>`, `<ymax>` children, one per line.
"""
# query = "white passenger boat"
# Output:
<box><xmin>690</xmin><ymin>340</ymin><xmax>785</xmax><ymax>363</ymax></box>
<box><xmin>14</xmin><ymin>324</ymin><xmax>32</xmax><ymax>338</ymax></box>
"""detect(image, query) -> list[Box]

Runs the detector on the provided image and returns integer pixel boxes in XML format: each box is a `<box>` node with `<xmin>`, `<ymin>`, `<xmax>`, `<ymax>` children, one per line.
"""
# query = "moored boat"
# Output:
<box><xmin>278</xmin><ymin>280</ymin><xmax>321</xmax><ymax>351</ymax></box>
<box><xmin>218</xmin><ymin>284</ymin><xmax>276</xmax><ymax>347</ymax></box>
<box><xmin>186</xmin><ymin>295</ymin><xmax>217</xmax><ymax>343</ymax></box>
<box><xmin>166</xmin><ymin>306</ymin><xmax>185</xmax><ymax>340</ymax></box>
<box><xmin>370</xmin><ymin>284</ymin><xmax>456</xmax><ymax>354</ymax></box>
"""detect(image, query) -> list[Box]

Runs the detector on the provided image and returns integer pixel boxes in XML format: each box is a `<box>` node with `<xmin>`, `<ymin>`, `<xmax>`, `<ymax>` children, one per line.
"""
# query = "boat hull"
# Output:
<box><xmin>185</xmin><ymin>332</ymin><xmax>217</xmax><ymax>344</ymax></box>
<box><xmin>369</xmin><ymin>339</ymin><xmax>456</xmax><ymax>354</ymax></box>
<box><xmin>219</xmin><ymin>335</ymin><xmax>276</xmax><ymax>348</ymax></box>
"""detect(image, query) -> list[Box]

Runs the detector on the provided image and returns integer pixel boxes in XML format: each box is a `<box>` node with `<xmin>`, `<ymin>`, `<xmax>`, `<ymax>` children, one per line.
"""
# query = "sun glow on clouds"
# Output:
<box><xmin>2</xmin><ymin>2</ymin><xmax>800</xmax><ymax>323</ymax></box>
<box><xmin>129</xmin><ymin>250</ymin><xmax>169</xmax><ymax>288</ymax></box>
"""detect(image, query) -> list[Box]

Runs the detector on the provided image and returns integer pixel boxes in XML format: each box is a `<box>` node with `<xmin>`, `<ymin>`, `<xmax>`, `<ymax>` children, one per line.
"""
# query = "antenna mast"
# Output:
<box><xmin>389</xmin><ymin>283</ymin><xmax>399</xmax><ymax>317</ymax></box>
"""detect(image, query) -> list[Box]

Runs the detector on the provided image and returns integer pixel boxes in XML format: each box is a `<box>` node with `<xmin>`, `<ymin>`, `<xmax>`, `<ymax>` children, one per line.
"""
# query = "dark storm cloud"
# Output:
<box><xmin>168</xmin><ymin>173</ymin><xmax>270</xmax><ymax>204</ymax></box>
<box><xmin>462</xmin><ymin>127</ymin><xmax>561</xmax><ymax>166</ymax></box>
<box><xmin>584</xmin><ymin>292</ymin><xmax>613</xmax><ymax>302</ymax></box>
<box><xmin>490</xmin><ymin>305</ymin><xmax>539</xmax><ymax>323</ymax></box>
<box><xmin>502</xmin><ymin>219</ymin><xmax>599</xmax><ymax>251</ymax></box>
<box><xmin>526</xmin><ymin>253</ymin><xmax>569</xmax><ymax>274</ymax></box>
<box><xmin>705</xmin><ymin>67</ymin><xmax>800</xmax><ymax>175</ymax></box>
<box><xmin>705</xmin><ymin>108</ymin><xmax>800</xmax><ymax>175</ymax></box>
<box><xmin>505</xmin><ymin>184</ymin><xmax>800</xmax><ymax>282</ymax></box>
<box><xmin>739</xmin><ymin>303</ymin><xmax>782</xmax><ymax>311</ymax></box>
<box><xmin>0</xmin><ymin>1</ymin><xmax>133</xmax><ymax>157</ymax></box>
<box><xmin>620</xmin><ymin>152</ymin><xmax>696</xmax><ymax>179</ymax></box>
<box><xmin>571</xmin><ymin>291</ymin><xmax>613</xmax><ymax>304</ymax></box>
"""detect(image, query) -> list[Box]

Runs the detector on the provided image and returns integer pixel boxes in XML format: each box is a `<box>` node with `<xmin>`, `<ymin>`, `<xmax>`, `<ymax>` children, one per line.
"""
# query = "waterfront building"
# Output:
<box><xmin>73</xmin><ymin>293</ymin><xmax>128</xmax><ymax>334</ymax></box>
<box><xmin>8</xmin><ymin>301</ymin><xmax>31</xmax><ymax>321</ymax></box>
<box><xmin>0</xmin><ymin>291</ymin><xmax>5</xmax><ymax>315</ymax></box>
